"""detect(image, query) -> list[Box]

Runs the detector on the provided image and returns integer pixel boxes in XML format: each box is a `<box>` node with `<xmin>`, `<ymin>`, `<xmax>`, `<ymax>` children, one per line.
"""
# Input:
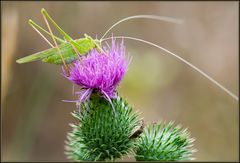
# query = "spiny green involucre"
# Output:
<box><xmin>65</xmin><ymin>94</ymin><xmax>142</xmax><ymax>161</ymax></box>
<box><xmin>135</xmin><ymin>122</ymin><xmax>196</xmax><ymax>161</ymax></box>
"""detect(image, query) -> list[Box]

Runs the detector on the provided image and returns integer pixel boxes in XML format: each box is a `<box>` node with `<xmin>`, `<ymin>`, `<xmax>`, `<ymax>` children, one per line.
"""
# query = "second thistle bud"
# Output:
<box><xmin>135</xmin><ymin>122</ymin><xmax>196</xmax><ymax>161</ymax></box>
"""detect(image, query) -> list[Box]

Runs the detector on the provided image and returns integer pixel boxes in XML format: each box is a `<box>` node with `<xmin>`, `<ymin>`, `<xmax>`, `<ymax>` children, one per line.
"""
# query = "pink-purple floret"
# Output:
<box><xmin>63</xmin><ymin>38</ymin><xmax>130</xmax><ymax>104</ymax></box>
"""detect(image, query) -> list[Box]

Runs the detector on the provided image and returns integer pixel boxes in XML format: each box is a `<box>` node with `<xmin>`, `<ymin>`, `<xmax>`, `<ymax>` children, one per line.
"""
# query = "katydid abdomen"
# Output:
<box><xmin>16</xmin><ymin>37</ymin><xmax>96</xmax><ymax>65</ymax></box>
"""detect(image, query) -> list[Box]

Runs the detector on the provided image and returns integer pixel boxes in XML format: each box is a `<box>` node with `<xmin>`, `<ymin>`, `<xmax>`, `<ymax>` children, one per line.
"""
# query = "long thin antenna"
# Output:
<box><xmin>102</xmin><ymin>36</ymin><xmax>238</xmax><ymax>101</ymax></box>
<box><xmin>100</xmin><ymin>15</ymin><xmax>183</xmax><ymax>40</ymax></box>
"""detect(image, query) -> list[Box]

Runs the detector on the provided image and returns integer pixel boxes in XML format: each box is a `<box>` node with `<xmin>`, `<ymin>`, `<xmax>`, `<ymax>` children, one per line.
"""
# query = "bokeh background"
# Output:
<box><xmin>1</xmin><ymin>1</ymin><xmax>239</xmax><ymax>162</ymax></box>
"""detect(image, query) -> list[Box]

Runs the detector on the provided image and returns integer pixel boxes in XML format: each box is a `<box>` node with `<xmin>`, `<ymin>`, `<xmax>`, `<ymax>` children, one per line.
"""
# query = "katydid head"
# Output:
<box><xmin>94</xmin><ymin>39</ymin><xmax>101</xmax><ymax>47</ymax></box>
<box><xmin>84</xmin><ymin>33</ymin><xmax>100</xmax><ymax>47</ymax></box>
<box><xmin>94</xmin><ymin>39</ymin><xmax>104</xmax><ymax>54</ymax></box>
<box><xmin>84</xmin><ymin>33</ymin><xmax>106</xmax><ymax>55</ymax></box>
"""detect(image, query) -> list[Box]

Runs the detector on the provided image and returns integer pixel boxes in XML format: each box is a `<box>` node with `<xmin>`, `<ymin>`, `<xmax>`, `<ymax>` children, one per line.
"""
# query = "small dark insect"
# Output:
<box><xmin>130</xmin><ymin>120</ymin><xmax>145</xmax><ymax>139</ymax></box>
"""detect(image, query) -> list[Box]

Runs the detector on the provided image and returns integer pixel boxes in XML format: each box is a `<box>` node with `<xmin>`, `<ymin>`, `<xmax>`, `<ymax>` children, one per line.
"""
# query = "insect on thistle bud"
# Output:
<box><xmin>130</xmin><ymin>120</ymin><xmax>145</xmax><ymax>139</ymax></box>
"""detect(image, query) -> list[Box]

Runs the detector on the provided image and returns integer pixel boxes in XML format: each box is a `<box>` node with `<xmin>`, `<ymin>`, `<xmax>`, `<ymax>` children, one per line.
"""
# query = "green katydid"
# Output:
<box><xmin>16</xmin><ymin>9</ymin><xmax>182</xmax><ymax>66</ymax></box>
<box><xmin>16</xmin><ymin>8</ymin><xmax>102</xmax><ymax>65</ymax></box>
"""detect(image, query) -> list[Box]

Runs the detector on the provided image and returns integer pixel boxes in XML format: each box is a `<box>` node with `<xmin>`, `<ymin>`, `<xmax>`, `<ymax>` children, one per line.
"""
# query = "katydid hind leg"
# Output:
<box><xmin>28</xmin><ymin>20</ymin><xmax>54</xmax><ymax>48</ymax></box>
<box><xmin>41</xmin><ymin>8</ymin><xmax>83</xmax><ymax>54</ymax></box>
<box><xmin>41</xmin><ymin>8</ymin><xmax>70</xmax><ymax>76</ymax></box>
<box><xmin>28</xmin><ymin>19</ymin><xmax>65</xmax><ymax>44</ymax></box>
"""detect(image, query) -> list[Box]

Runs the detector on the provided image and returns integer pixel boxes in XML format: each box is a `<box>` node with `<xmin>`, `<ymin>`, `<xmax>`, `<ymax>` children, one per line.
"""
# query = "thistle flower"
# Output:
<box><xmin>63</xmin><ymin>38</ymin><xmax>130</xmax><ymax>112</ymax></box>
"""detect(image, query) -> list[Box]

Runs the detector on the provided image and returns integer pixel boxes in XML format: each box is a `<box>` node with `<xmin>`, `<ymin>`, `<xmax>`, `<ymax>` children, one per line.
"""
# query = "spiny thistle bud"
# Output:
<box><xmin>135</xmin><ymin>122</ymin><xmax>196</xmax><ymax>161</ymax></box>
<box><xmin>65</xmin><ymin>94</ymin><xmax>142</xmax><ymax>161</ymax></box>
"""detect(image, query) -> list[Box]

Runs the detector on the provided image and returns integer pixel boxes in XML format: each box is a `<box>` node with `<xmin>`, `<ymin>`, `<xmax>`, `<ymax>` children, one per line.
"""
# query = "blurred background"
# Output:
<box><xmin>1</xmin><ymin>1</ymin><xmax>239</xmax><ymax>162</ymax></box>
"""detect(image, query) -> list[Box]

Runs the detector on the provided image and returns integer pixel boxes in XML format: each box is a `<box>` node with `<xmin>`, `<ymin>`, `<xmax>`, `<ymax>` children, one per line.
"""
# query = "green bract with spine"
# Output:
<box><xmin>65</xmin><ymin>94</ymin><xmax>142</xmax><ymax>161</ymax></box>
<box><xmin>135</xmin><ymin>122</ymin><xmax>196</xmax><ymax>161</ymax></box>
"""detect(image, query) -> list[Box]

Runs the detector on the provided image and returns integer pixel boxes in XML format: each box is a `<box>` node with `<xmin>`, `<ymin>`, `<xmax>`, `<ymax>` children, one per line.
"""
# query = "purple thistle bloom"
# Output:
<box><xmin>62</xmin><ymin>38</ymin><xmax>130</xmax><ymax>111</ymax></box>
